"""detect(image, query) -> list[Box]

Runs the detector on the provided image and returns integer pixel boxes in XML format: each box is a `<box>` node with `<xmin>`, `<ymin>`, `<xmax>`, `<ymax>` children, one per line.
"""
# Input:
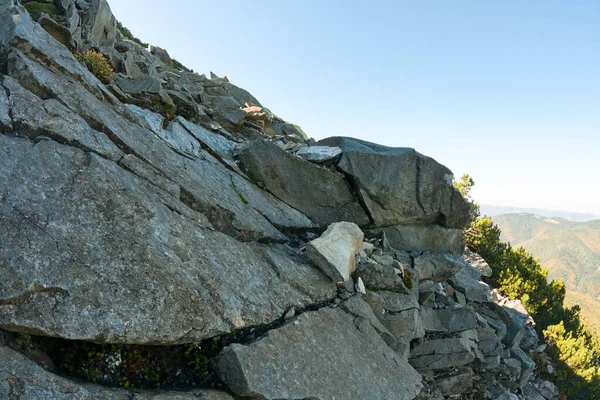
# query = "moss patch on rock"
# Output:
<box><xmin>23</xmin><ymin>2</ymin><xmax>58</xmax><ymax>21</ymax></box>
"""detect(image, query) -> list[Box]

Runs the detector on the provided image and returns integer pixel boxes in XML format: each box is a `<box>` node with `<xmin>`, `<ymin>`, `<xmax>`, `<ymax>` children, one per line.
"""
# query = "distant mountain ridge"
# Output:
<box><xmin>481</xmin><ymin>204</ymin><xmax>600</xmax><ymax>222</ymax></box>
<box><xmin>492</xmin><ymin>213</ymin><xmax>600</xmax><ymax>333</ymax></box>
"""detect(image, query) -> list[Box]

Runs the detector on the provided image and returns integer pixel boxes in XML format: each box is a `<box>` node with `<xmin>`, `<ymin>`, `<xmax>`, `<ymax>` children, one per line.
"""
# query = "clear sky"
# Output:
<box><xmin>110</xmin><ymin>1</ymin><xmax>600</xmax><ymax>215</ymax></box>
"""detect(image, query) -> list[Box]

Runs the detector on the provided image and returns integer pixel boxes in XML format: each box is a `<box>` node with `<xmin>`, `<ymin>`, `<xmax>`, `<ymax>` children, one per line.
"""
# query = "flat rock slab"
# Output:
<box><xmin>0</xmin><ymin>135</ymin><xmax>335</xmax><ymax>344</ymax></box>
<box><xmin>214</xmin><ymin>307</ymin><xmax>423</xmax><ymax>400</ymax></box>
<box><xmin>319</xmin><ymin>137</ymin><xmax>471</xmax><ymax>228</ymax></box>
<box><xmin>415</xmin><ymin>252</ymin><xmax>467</xmax><ymax>283</ymax></box>
<box><xmin>0</xmin><ymin>343</ymin><xmax>234</xmax><ymax>400</ymax></box>
<box><xmin>306</xmin><ymin>222</ymin><xmax>364</xmax><ymax>282</ymax></box>
<box><xmin>295</xmin><ymin>145</ymin><xmax>342</xmax><ymax>163</ymax></box>
<box><xmin>4</xmin><ymin>32</ymin><xmax>311</xmax><ymax>243</ymax></box>
<box><xmin>421</xmin><ymin>307</ymin><xmax>478</xmax><ymax>333</ymax></box>
<box><xmin>410</xmin><ymin>336</ymin><xmax>477</xmax><ymax>370</ymax></box>
<box><xmin>371</xmin><ymin>224</ymin><xmax>464</xmax><ymax>254</ymax></box>
<box><xmin>236</xmin><ymin>139</ymin><xmax>369</xmax><ymax>227</ymax></box>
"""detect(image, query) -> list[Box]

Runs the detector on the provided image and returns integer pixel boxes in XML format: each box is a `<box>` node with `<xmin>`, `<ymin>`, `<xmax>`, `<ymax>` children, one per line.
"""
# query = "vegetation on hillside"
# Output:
<box><xmin>493</xmin><ymin>213</ymin><xmax>600</xmax><ymax>302</ymax></box>
<box><xmin>23</xmin><ymin>1</ymin><xmax>58</xmax><ymax>21</ymax></box>
<box><xmin>75</xmin><ymin>50</ymin><xmax>114</xmax><ymax>84</ymax></box>
<box><xmin>455</xmin><ymin>174</ymin><xmax>600</xmax><ymax>399</ymax></box>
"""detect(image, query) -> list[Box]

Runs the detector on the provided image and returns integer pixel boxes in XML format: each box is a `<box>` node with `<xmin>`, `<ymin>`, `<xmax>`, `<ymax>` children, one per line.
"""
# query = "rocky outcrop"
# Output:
<box><xmin>319</xmin><ymin>137</ymin><xmax>472</xmax><ymax>228</ymax></box>
<box><xmin>0</xmin><ymin>1</ymin><xmax>560</xmax><ymax>399</ymax></box>
<box><xmin>236</xmin><ymin>138</ymin><xmax>370</xmax><ymax>227</ymax></box>
<box><xmin>214</xmin><ymin>305</ymin><xmax>423</xmax><ymax>400</ymax></box>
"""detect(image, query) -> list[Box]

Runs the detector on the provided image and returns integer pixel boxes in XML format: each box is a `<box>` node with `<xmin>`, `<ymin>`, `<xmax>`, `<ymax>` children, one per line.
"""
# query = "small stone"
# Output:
<box><xmin>306</xmin><ymin>222</ymin><xmax>364</xmax><ymax>282</ymax></box>
<box><xmin>356</xmin><ymin>277</ymin><xmax>366</xmax><ymax>294</ymax></box>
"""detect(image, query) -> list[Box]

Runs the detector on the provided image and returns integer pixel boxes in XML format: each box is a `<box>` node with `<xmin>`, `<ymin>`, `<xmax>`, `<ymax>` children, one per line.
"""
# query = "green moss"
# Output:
<box><xmin>150</xmin><ymin>95</ymin><xmax>177</xmax><ymax>125</ymax></box>
<box><xmin>23</xmin><ymin>2</ymin><xmax>58</xmax><ymax>21</ymax></box>
<box><xmin>231</xmin><ymin>185</ymin><xmax>248</xmax><ymax>204</ymax></box>
<box><xmin>402</xmin><ymin>271</ymin><xmax>414</xmax><ymax>290</ymax></box>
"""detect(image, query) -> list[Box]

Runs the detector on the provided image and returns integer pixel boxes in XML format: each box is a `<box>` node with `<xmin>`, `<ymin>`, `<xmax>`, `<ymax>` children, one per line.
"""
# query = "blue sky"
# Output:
<box><xmin>110</xmin><ymin>1</ymin><xmax>600</xmax><ymax>215</ymax></box>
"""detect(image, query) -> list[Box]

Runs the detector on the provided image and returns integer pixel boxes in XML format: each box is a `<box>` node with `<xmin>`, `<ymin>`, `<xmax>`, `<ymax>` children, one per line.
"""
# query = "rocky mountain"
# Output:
<box><xmin>492</xmin><ymin>213</ymin><xmax>600</xmax><ymax>334</ymax></box>
<box><xmin>0</xmin><ymin>0</ymin><xmax>560</xmax><ymax>399</ymax></box>
<box><xmin>481</xmin><ymin>205</ymin><xmax>599</xmax><ymax>223</ymax></box>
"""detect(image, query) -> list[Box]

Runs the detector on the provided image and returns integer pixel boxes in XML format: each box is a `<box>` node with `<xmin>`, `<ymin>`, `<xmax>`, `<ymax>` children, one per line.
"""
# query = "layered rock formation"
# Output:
<box><xmin>0</xmin><ymin>1</ymin><xmax>559</xmax><ymax>399</ymax></box>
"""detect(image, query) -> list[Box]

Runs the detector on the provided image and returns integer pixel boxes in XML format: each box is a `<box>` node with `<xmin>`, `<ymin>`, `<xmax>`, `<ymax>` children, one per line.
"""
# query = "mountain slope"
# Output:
<box><xmin>492</xmin><ymin>213</ymin><xmax>600</xmax><ymax>302</ymax></box>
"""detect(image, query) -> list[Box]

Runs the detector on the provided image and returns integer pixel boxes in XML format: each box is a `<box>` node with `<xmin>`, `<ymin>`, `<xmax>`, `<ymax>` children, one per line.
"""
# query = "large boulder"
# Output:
<box><xmin>236</xmin><ymin>139</ymin><xmax>370</xmax><ymax>227</ymax></box>
<box><xmin>80</xmin><ymin>0</ymin><xmax>118</xmax><ymax>47</ymax></box>
<box><xmin>370</xmin><ymin>224</ymin><xmax>464</xmax><ymax>253</ymax></box>
<box><xmin>306</xmin><ymin>222</ymin><xmax>364</xmax><ymax>282</ymax></box>
<box><xmin>3</xmin><ymin>43</ymin><xmax>313</xmax><ymax>243</ymax></box>
<box><xmin>410</xmin><ymin>335</ymin><xmax>478</xmax><ymax>370</ymax></box>
<box><xmin>319</xmin><ymin>137</ymin><xmax>471</xmax><ymax>228</ymax></box>
<box><xmin>214</xmin><ymin>307</ymin><xmax>423</xmax><ymax>400</ymax></box>
<box><xmin>421</xmin><ymin>307</ymin><xmax>478</xmax><ymax>333</ymax></box>
<box><xmin>0</xmin><ymin>135</ymin><xmax>336</xmax><ymax>344</ymax></box>
<box><xmin>414</xmin><ymin>252</ymin><xmax>467</xmax><ymax>282</ymax></box>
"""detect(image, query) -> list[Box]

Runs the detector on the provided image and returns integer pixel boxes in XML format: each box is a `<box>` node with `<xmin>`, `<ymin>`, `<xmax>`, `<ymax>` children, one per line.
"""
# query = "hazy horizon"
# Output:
<box><xmin>110</xmin><ymin>0</ymin><xmax>600</xmax><ymax>214</ymax></box>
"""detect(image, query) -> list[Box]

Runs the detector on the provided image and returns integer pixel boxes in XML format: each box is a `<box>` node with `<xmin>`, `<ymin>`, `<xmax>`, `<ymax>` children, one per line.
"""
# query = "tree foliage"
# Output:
<box><xmin>461</xmin><ymin>175</ymin><xmax>600</xmax><ymax>398</ymax></box>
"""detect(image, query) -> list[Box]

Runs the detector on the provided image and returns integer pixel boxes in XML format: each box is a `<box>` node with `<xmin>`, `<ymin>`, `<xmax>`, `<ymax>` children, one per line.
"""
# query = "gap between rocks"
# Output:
<box><xmin>1</xmin><ymin>297</ymin><xmax>338</xmax><ymax>393</ymax></box>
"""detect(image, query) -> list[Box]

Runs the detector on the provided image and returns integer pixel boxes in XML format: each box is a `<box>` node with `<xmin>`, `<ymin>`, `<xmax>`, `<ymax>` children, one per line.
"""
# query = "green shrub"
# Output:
<box><xmin>23</xmin><ymin>1</ymin><xmax>58</xmax><ymax>21</ymax></box>
<box><xmin>76</xmin><ymin>50</ymin><xmax>114</xmax><ymax>84</ymax></box>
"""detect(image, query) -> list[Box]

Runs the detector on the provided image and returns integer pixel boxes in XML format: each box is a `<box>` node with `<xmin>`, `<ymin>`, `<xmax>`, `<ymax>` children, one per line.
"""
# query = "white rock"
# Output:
<box><xmin>306</xmin><ymin>222</ymin><xmax>364</xmax><ymax>282</ymax></box>
<box><xmin>356</xmin><ymin>277</ymin><xmax>366</xmax><ymax>294</ymax></box>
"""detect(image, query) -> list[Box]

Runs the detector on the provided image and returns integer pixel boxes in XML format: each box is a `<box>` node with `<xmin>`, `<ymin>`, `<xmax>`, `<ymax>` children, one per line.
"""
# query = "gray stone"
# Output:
<box><xmin>421</xmin><ymin>307</ymin><xmax>478</xmax><ymax>333</ymax></box>
<box><xmin>410</xmin><ymin>336</ymin><xmax>477</xmax><ymax>370</ymax></box>
<box><xmin>372</xmin><ymin>253</ymin><xmax>395</xmax><ymax>266</ymax></box>
<box><xmin>368</xmin><ymin>291</ymin><xmax>424</xmax><ymax>342</ymax></box>
<box><xmin>148</xmin><ymin>45</ymin><xmax>173</xmax><ymax>67</ymax></box>
<box><xmin>0</xmin><ymin>80</ymin><xmax>13</xmax><ymax>131</ymax></box>
<box><xmin>5</xmin><ymin>48</ymin><xmax>311</xmax><ymax>242</ymax></box>
<box><xmin>449</xmin><ymin>268</ymin><xmax>491</xmax><ymax>303</ymax></box>
<box><xmin>511</xmin><ymin>347</ymin><xmax>536</xmax><ymax>387</ymax></box>
<box><xmin>434</xmin><ymin>367</ymin><xmax>474</xmax><ymax>396</ymax></box>
<box><xmin>306</xmin><ymin>222</ymin><xmax>364</xmax><ymax>282</ymax></box>
<box><xmin>371</xmin><ymin>224</ymin><xmax>464</xmax><ymax>253</ymax></box>
<box><xmin>494</xmin><ymin>391</ymin><xmax>519</xmax><ymax>400</ymax></box>
<box><xmin>39</xmin><ymin>13</ymin><xmax>76</xmax><ymax>51</ymax></box>
<box><xmin>0</xmin><ymin>343</ymin><xmax>234</xmax><ymax>399</ymax></box>
<box><xmin>498</xmin><ymin>297</ymin><xmax>538</xmax><ymax>351</ymax></box>
<box><xmin>477</xmin><ymin>323</ymin><xmax>502</xmax><ymax>368</ymax></box>
<box><xmin>464</xmin><ymin>247</ymin><xmax>493</xmax><ymax>277</ymax></box>
<box><xmin>176</xmin><ymin>117</ymin><xmax>236</xmax><ymax>163</ymax></box>
<box><xmin>214</xmin><ymin>307</ymin><xmax>423</xmax><ymax>400</ymax></box>
<box><xmin>319</xmin><ymin>137</ymin><xmax>471</xmax><ymax>228</ymax></box>
<box><xmin>80</xmin><ymin>0</ymin><xmax>117</xmax><ymax>47</ymax></box>
<box><xmin>414</xmin><ymin>252</ymin><xmax>466</xmax><ymax>282</ymax></box>
<box><xmin>4</xmin><ymin>76</ymin><xmax>123</xmax><ymax>161</ymax></box>
<box><xmin>237</xmin><ymin>139</ymin><xmax>370</xmax><ymax>227</ymax></box>
<box><xmin>295</xmin><ymin>145</ymin><xmax>342</xmax><ymax>163</ymax></box>
<box><xmin>522</xmin><ymin>384</ymin><xmax>546</xmax><ymax>400</ymax></box>
<box><xmin>354</xmin><ymin>263</ymin><xmax>410</xmax><ymax>293</ymax></box>
<box><xmin>114</xmin><ymin>74</ymin><xmax>172</xmax><ymax>107</ymax></box>
<box><xmin>119</xmin><ymin>154</ymin><xmax>180</xmax><ymax>198</ymax></box>
<box><xmin>0</xmin><ymin>136</ymin><xmax>336</xmax><ymax>343</ymax></box>
<box><xmin>503</xmin><ymin>358</ymin><xmax>522</xmax><ymax>382</ymax></box>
